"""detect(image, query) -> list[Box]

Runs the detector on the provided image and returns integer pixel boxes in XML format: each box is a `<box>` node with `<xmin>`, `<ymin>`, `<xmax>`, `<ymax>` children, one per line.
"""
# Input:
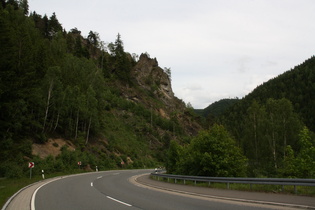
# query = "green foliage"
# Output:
<box><xmin>227</xmin><ymin>57</ymin><xmax>315</xmax><ymax>132</ymax></box>
<box><xmin>279</xmin><ymin>127</ymin><xmax>315</xmax><ymax>178</ymax></box>
<box><xmin>165</xmin><ymin>140</ymin><xmax>181</xmax><ymax>174</ymax></box>
<box><xmin>214</xmin><ymin>56</ymin><xmax>315</xmax><ymax>177</ymax></box>
<box><xmin>196</xmin><ymin>98</ymin><xmax>239</xmax><ymax>117</ymax></box>
<box><xmin>195</xmin><ymin>99</ymin><xmax>239</xmax><ymax>128</ymax></box>
<box><xmin>168</xmin><ymin>125</ymin><xmax>248</xmax><ymax>177</ymax></box>
<box><xmin>222</xmin><ymin>98</ymin><xmax>303</xmax><ymax>177</ymax></box>
<box><xmin>108</xmin><ymin>33</ymin><xmax>133</xmax><ymax>82</ymax></box>
<box><xmin>294</xmin><ymin>127</ymin><xmax>315</xmax><ymax>178</ymax></box>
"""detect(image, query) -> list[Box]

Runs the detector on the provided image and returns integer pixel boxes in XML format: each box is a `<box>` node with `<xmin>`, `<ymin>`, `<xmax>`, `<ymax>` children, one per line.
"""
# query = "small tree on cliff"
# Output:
<box><xmin>164</xmin><ymin>67</ymin><xmax>171</xmax><ymax>81</ymax></box>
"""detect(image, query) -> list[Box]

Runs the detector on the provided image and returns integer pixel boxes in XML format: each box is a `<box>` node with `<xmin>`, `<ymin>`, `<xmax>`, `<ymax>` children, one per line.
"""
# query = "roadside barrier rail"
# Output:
<box><xmin>150</xmin><ymin>172</ymin><xmax>315</xmax><ymax>194</ymax></box>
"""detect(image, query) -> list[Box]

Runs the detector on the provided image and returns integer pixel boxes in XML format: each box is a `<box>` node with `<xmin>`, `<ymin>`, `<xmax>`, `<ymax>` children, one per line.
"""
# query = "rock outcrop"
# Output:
<box><xmin>132</xmin><ymin>53</ymin><xmax>174</xmax><ymax>106</ymax></box>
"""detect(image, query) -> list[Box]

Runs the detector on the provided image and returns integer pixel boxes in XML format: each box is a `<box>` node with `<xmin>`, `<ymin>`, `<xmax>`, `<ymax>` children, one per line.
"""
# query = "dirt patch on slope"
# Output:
<box><xmin>32</xmin><ymin>139</ymin><xmax>76</xmax><ymax>159</ymax></box>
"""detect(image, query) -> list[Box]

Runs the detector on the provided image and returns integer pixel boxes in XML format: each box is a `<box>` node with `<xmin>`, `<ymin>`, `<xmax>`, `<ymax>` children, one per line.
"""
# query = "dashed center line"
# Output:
<box><xmin>106</xmin><ymin>196</ymin><xmax>132</xmax><ymax>207</ymax></box>
<box><xmin>91</xmin><ymin>174</ymin><xmax>131</xmax><ymax>207</ymax></box>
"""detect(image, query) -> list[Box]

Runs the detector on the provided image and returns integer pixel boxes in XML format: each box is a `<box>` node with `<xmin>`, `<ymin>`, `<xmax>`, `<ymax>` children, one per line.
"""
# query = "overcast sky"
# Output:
<box><xmin>29</xmin><ymin>0</ymin><xmax>315</xmax><ymax>109</ymax></box>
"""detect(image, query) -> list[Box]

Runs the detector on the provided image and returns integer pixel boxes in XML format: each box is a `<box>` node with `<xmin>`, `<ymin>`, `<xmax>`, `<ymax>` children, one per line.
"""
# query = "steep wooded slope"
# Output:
<box><xmin>0</xmin><ymin>2</ymin><xmax>202</xmax><ymax>177</ymax></box>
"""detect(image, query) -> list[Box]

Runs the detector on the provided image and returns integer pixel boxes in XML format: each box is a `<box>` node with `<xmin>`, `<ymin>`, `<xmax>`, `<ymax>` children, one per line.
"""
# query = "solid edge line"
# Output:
<box><xmin>30</xmin><ymin>172</ymin><xmax>100</xmax><ymax>210</ymax></box>
<box><xmin>106</xmin><ymin>196</ymin><xmax>132</xmax><ymax>207</ymax></box>
<box><xmin>31</xmin><ymin>178</ymin><xmax>58</xmax><ymax>210</ymax></box>
<box><xmin>132</xmin><ymin>174</ymin><xmax>315</xmax><ymax>210</ymax></box>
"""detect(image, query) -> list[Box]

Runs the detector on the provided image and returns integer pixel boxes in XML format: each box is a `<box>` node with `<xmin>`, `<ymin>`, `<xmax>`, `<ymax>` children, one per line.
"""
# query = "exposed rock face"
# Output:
<box><xmin>132</xmin><ymin>53</ymin><xmax>174</xmax><ymax>105</ymax></box>
<box><xmin>129</xmin><ymin>53</ymin><xmax>202</xmax><ymax>135</ymax></box>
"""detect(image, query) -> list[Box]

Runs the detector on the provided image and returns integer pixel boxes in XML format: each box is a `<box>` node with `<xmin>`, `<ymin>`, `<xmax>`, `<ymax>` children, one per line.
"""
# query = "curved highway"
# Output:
<box><xmin>33</xmin><ymin>169</ymin><xmax>299</xmax><ymax>210</ymax></box>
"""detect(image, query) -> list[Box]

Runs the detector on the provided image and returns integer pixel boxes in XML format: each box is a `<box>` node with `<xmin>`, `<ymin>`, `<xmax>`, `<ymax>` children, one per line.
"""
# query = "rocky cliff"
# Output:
<box><xmin>131</xmin><ymin>53</ymin><xmax>175</xmax><ymax>108</ymax></box>
<box><xmin>129</xmin><ymin>53</ymin><xmax>202</xmax><ymax>135</ymax></box>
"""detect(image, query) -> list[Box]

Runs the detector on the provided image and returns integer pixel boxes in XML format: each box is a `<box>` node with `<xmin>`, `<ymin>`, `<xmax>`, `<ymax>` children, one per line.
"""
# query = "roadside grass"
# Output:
<box><xmin>0</xmin><ymin>175</ymin><xmax>42</xmax><ymax>208</ymax></box>
<box><xmin>0</xmin><ymin>170</ymin><xmax>84</xmax><ymax>208</ymax></box>
<box><xmin>151</xmin><ymin>176</ymin><xmax>315</xmax><ymax>197</ymax></box>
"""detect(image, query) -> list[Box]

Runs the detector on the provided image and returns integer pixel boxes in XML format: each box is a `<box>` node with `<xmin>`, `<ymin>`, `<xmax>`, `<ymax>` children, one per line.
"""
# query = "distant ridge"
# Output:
<box><xmin>195</xmin><ymin>98</ymin><xmax>239</xmax><ymax>117</ymax></box>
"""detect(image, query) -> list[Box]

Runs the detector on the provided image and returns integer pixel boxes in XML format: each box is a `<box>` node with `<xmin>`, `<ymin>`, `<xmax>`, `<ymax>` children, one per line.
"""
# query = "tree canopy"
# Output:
<box><xmin>167</xmin><ymin>125</ymin><xmax>248</xmax><ymax>177</ymax></box>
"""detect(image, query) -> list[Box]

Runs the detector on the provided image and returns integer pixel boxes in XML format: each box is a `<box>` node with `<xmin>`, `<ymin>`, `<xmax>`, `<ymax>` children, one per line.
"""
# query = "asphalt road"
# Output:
<box><xmin>32</xmin><ymin>169</ymin><xmax>306</xmax><ymax>210</ymax></box>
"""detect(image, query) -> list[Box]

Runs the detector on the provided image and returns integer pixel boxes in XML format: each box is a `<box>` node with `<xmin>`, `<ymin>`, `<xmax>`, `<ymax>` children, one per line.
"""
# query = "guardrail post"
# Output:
<box><xmin>250</xmin><ymin>184</ymin><xmax>252</xmax><ymax>190</ymax></box>
<box><xmin>294</xmin><ymin>185</ymin><xmax>297</xmax><ymax>194</ymax></box>
<box><xmin>194</xmin><ymin>180</ymin><xmax>196</xmax><ymax>185</ymax></box>
<box><xmin>175</xmin><ymin>179</ymin><xmax>177</xmax><ymax>184</ymax></box>
<box><xmin>184</xmin><ymin>180</ymin><xmax>186</xmax><ymax>185</ymax></box>
<box><xmin>227</xmin><ymin>183</ymin><xmax>230</xmax><ymax>189</ymax></box>
<box><xmin>208</xmin><ymin>182</ymin><xmax>211</xmax><ymax>186</ymax></box>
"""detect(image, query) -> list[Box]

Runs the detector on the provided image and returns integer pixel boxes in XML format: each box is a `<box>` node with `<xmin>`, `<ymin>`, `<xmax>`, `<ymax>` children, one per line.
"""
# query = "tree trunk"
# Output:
<box><xmin>75</xmin><ymin>110</ymin><xmax>79</xmax><ymax>140</ymax></box>
<box><xmin>85</xmin><ymin>117</ymin><xmax>92</xmax><ymax>145</ymax></box>
<box><xmin>253</xmin><ymin>113</ymin><xmax>258</xmax><ymax>160</ymax></box>
<box><xmin>272</xmin><ymin>131</ymin><xmax>277</xmax><ymax>170</ymax></box>
<box><xmin>43</xmin><ymin>80</ymin><xmax>53</xmax><ymax>132</ymax></box>
<box><xmin>283</xmin><ymin>118</ymin><xmax>287</xmax><ymax>159</ymax></box>
<box><xmin>53</xmin><ymin>111</ymin><xmax>60</xmax><ymax>131</ymax></box>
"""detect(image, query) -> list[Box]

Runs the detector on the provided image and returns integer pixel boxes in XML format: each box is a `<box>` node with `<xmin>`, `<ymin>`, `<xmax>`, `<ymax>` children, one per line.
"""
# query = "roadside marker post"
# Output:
<box><xmin>28</xmin><ymin>162</ymin><xmax>34</xmax><ymax>179</ymax></box>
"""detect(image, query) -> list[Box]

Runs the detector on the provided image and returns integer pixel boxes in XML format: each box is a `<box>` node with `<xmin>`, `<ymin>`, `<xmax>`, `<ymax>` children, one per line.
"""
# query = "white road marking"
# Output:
<box><xmin>97</xmin><ymin>176</ymin><xmax>102</xmax><ymax>179</ymax></box>
<box><xmin>106</xmin><ymin>196</ymin><xmax>132</xmax><ymax>207</ymax></box>
<box><xmin>31</xmin><ymin>178</ymin><xmax>60</xmax><ymax>210</ymax></box>
<box><xmin>91</xmin><ymin>182</ymin><xmax>93</xmax><ymax>187</ymax></box>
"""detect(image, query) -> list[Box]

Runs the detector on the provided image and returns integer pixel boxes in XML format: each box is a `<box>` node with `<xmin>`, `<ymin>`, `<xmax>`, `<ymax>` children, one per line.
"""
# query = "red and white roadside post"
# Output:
<box><xmin>28</xmin><ymin>162</ymin><xmax>34</xmax><ymax>179</ymax></box>
<box><xmin>78</xmin><ymin>161</ymin><xmax>82</xmax><ymax>169</ymax></box>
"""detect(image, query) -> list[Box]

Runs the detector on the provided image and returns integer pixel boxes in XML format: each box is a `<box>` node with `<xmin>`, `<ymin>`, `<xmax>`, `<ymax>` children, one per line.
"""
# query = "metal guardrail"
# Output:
<box><xmin>151</xmin><ymin>173</ymin><xmax>315</xmax><ymax>194</ymax></box>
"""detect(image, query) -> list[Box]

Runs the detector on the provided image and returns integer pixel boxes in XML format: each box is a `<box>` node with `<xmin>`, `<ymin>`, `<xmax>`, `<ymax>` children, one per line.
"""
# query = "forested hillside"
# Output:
<box><xmin>186</xmin><ymin>57</ymin><xmax>315</xmax><ymax>179</ymax></box>
<box><xmin>0</xmin><ymin>1</ymin><xmax>201</xmax><ymax>178</ymax></box>
<box><xmin>219</xmin><ymin>57</ymin><xmax>315</xmax><ymax>178</ymax></box>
